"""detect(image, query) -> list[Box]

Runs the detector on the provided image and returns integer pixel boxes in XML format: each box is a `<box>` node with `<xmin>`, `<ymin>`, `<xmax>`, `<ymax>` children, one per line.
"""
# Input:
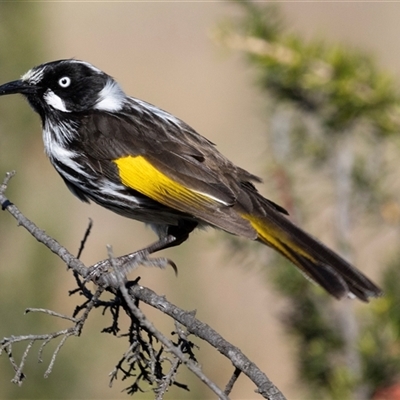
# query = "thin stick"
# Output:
<box><xmin>224</xmin><ymin>367</ymin><xmax>242</xmax><ymax>396</ymax></box>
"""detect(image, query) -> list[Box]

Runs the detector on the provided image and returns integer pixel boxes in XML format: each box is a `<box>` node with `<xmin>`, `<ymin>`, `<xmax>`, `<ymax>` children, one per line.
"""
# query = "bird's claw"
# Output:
<box><xmin>86</xmin><ymin>252</ymin><xmax>178</xmax><ymax>286</ymax></box>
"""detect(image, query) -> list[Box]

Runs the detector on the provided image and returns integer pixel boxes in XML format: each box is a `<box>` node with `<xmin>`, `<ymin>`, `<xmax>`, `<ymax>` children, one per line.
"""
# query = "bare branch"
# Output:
<box><xmin>114</xmin><ymin>269</ymin><xmax>229</xmax><ymax>400</ymax></box>
<box><xmin>0</xmin><ymin>172</ymin><xmax>88</xmax><ymax>278</ymax></box>
<box><xmin>25</xmin><ymin>308</ymin><xmax>78</xmax><ymax>323</ymax></box>
<box><xmin>126</xmin><ymin>284</ymin><xmax>285</xmax><ymax>400</ymax></box>
<box><xmin>0</xmin><ymin>172</ymin><xmax>287</xmax><ymax>400</ymax></box>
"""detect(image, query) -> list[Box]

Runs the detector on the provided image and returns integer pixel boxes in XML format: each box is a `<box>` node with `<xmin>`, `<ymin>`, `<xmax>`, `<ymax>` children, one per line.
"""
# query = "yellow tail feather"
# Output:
<box><xmin>241</xmin><ymin>212</ymin><xmax>382</xmax><ymax>301</ymax></box>
<box><xmin>243</xmin><ymin>213</ymin><xmax>315</xmax><ymax>265</ymax></box>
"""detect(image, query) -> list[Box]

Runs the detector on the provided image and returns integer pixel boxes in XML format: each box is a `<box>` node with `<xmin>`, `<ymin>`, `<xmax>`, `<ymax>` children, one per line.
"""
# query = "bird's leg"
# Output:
<box><xmin>86</xmin><ymin>234</ymin><xmax>179</xmax><ymax>285</ymax></box>
<box><xmin>86</xmin><ymin>221</ymin><xmax>198</xmax><ymax>285</ymax></box>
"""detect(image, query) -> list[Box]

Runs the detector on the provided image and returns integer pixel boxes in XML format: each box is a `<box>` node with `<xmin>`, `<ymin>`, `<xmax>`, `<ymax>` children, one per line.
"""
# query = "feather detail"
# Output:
<box><xmin>242</xmin><ymin>211</ymin><xmax>382</xmax><ymax>301</ymax></box>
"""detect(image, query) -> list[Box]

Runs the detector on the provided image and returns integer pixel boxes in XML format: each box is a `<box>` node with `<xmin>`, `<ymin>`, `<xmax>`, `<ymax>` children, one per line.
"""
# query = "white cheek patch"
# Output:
<box><xmin>44</xmin><ymin>89</ymin><xmax>70</xmax><ymax>112</ymax></box>
<box><xmin>94</xmin><ymin>79</ymin><xmax>125</xmax><ymax>112</ymax></box>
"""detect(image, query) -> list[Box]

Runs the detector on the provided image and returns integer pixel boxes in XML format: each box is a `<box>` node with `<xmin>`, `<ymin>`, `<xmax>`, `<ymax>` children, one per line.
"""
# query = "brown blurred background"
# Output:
<box><xmin>0</xmin><ymin>2</ymin><xmax>399</xmax><ymax>399</ymax></box>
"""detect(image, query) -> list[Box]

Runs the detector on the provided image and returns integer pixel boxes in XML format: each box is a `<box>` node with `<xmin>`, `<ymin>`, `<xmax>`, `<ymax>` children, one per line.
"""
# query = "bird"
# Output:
<box><xmin>0</xmin><ymin>59</ymin><xmax>382</xmax><ymax>301</ymax></box>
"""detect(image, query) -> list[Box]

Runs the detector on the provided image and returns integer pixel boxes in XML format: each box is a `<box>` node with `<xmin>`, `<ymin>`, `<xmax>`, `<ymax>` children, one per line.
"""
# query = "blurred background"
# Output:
<box><xmin>1</xmin><ymin>2</ymin><xmax>400</xmax><ymax>399</ymax></box>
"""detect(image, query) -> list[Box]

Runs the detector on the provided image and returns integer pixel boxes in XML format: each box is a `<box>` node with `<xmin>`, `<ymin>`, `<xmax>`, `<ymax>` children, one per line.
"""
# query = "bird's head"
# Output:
<box><xmin>0</xmin><ymin>59</ymin><xmax>126</xmax><ymax>120</ymax></box>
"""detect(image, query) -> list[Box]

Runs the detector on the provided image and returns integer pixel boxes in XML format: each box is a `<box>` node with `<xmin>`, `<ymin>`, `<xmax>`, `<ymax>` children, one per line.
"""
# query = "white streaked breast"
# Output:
<box><xmin>98</xmin><ymin>180</ymin><xmax>141</xmax><ymax>205</ymax></box>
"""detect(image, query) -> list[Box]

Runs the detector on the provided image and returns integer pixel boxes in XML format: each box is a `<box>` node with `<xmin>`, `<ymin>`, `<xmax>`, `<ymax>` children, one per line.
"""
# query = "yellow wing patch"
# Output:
<box><xmin>114</xmin><ymin>155</ymin><xmax>217</xmax><ymax>212</ymax></box>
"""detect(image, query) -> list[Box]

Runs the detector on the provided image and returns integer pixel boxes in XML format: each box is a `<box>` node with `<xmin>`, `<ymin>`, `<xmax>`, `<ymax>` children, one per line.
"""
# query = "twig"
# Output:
<box><xmin>14</xmin><ymin>339</ymin><xmax>34</xmax><ymax>384</ymax></box>
<box><xmin>0</xmin><ymin>286</ymin><xmax>104</xmax><ymax>384</ymax></box>
<box><xmin>224</xmin><ymin>367</ymin><xmax>242</xmax><ymax>396</ymax></box>
<box><xmin>44</xmin><ymin>335</ymin><xmax>68</xmax><ymax>378</ymax></box>
<box><xmin>25</xmin><ymin>308</ymin><xmax>78</xmax><ymax>323</ymax></box>
<box><xmin>155</xmin><ymin>356</ymin><xmax>181</xmax><ymax>400</ymax></box>
<box><xmin>77</xmin><ymin>218</ymin><xmax>93</xmax><ymax>259</ymax></box>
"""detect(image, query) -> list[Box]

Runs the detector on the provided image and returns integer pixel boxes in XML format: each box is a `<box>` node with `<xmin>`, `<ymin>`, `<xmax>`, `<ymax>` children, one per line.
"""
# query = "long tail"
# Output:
<box><xmin>242</xmin><ymin>210</ymin><xmax>382</xmax><ymax>302</ymax></box>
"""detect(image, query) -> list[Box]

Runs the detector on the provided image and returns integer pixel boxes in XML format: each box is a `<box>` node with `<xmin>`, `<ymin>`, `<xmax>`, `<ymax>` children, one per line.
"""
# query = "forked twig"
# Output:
<box><xmin>0</xmin><ymin>287</ymin><xmax>104</xmax><ymax>385</ymax></box>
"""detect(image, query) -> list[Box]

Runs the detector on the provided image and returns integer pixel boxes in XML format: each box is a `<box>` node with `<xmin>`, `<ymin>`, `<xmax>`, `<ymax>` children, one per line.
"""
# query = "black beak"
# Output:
<box><xmin>0</xmin><ymin>80</ymin><xmax>38</xmax><ymax>96</ymax></box>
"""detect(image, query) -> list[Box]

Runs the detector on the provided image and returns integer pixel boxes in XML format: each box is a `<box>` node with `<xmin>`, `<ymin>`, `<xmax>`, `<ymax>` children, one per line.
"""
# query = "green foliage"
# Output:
<box><xmin>218</xmin><ymin>1</ymin><xmax>400</xmax><ymax>398</ymax></box>
<box><xmin>359</xmin><ymin>257</ymin><xmax>400</xmax><ymax>390</ymax></box>
<box><xmin>218</xmin><ymin>0</ymin><xmax>400</xmax><ymax>136</ymax></box>
<box><xmin>272</xmin><ymin>259</ymin><xmax>354</xmax><ymax>400</ymax></box>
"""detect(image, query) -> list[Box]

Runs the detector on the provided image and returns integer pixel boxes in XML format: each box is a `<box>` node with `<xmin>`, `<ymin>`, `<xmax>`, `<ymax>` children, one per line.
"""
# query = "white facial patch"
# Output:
<box><xmin>43</xmin><ymin>89</ymin><xmax>70</xmax><ymax>112</ymax></box>
<box><xmin>94</xmin><ymin>79</ymin><xmax>125</xmax><ymax>112</ymax></box>
<box><xmin>21</xmin><ymin>67</ymin><xmax>44</xmax><ymax>85</ymax></box>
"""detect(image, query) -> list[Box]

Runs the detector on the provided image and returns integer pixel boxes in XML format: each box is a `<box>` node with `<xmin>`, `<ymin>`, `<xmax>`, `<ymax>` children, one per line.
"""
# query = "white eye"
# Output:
<box><xmin>58</xmin><ymin>76</ymin><xmax>71</xmax><ymax>88</ymax></box>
